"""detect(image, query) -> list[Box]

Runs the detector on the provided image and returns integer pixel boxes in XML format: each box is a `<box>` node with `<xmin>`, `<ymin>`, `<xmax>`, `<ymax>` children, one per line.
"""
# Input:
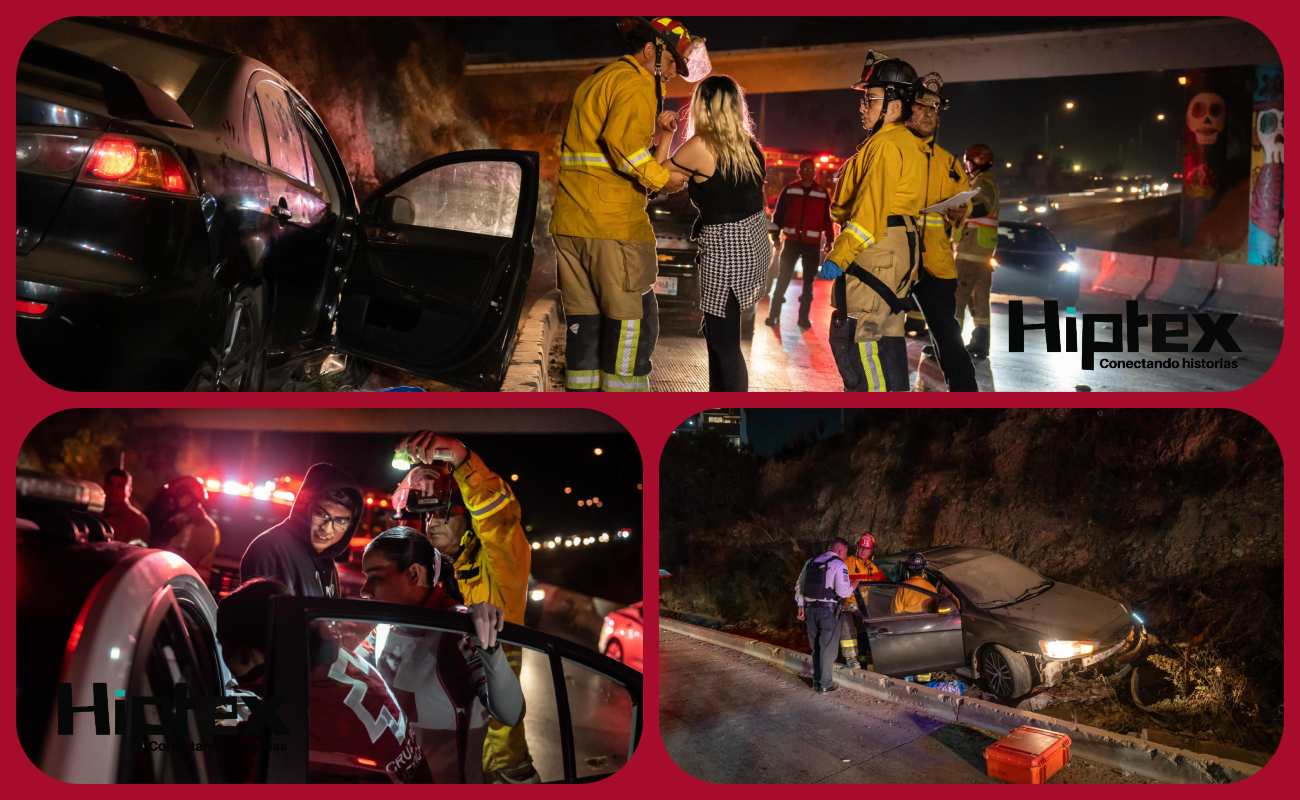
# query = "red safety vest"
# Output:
<box><xmin>778</xmin><ymin>180</ymin><xmax>832</xmax><ymax>245</ymax></box>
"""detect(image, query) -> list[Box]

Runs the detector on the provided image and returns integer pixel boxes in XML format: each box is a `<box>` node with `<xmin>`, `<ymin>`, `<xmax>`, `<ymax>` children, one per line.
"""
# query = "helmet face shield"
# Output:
<box><xmin>392</xmin><ymin>465</ymin><xmax>454</xmax><ymax>520</ymax></box>
<box><xmin>680</xmin><ymin>37</ymin><xmax>710</xmax><ymax>82</ymax></box>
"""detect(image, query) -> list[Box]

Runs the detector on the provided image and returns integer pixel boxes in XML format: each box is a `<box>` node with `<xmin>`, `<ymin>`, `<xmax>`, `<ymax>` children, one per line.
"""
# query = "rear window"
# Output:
<box><xmin>998</xmin><ymin>225</ymin><xmax>1060</xmax><ymax>251</ymax></box>
<box><xmin>31</xmin><ymin>19</ymin><xmax>223</xmax><ymax>112</ymax></box>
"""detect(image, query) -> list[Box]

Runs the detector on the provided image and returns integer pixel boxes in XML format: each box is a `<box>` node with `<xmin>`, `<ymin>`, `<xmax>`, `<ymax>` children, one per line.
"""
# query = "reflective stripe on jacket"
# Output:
<box><xmin>549</xmin><ymin>56</ymin><xmax>673</xmax><ymax>243</ymax></box>
<box><xmin>827</xmin><ymin>122</ymin><xmax>926</xmax><ymax>268</ymax></box>
<box><xmin>957</xmin><ymin>170</ymin><xmax>1001</xmax><ymax>253</ymax></box>
<box><xmin>773</xmin><ymin>180</ymin><xmax>833</xmax><ymax>244</ymax></box>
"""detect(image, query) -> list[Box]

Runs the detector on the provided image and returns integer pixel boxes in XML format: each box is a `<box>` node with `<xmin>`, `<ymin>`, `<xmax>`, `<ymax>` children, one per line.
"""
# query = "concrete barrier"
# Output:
<box><xmin>500</xmin><ymin>290</ymin><xmax>561</xmax><ymax>391</ymax></box>
<box><xmin>1072</xmin><ymin>247</ymin><xmax>1107</xmax><ymax>291</ymax></box>
<box><xmin>661</xmin><ymin>618</ymin><xmax>1259</xmax><ymax>784</ymax></box>
<box><xmin>1091</xmin><ymin>252</ymin><xmax>1155</xmax><ymax>299</ymax></box>
<box><xmin>1204</xmin><ymin>262</ymin><xmax>1284</xmax><ymax>323</ymax></box>
<box><xmin>1147</xmin><ymin>258</ymin><xmax>1219</xmax><ymax>309</ymax></box>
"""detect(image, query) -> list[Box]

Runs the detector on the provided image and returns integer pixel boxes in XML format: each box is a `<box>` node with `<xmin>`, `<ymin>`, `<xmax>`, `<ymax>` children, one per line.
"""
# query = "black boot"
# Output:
<box><xmin>966</xmin><ymin>325</ymin><xmax>990</xmax><ymax>359</ymax></box>
<box><xmin>797</xmin><ymin>313</ymin><xmax>812</xmax><ymax>330</ymax></box>
<box><xmin>904</xmin><ymin>316</ymin><xmax>929</xmax><ymax>336</ymax></box>
<box><xmin>765</xmin><ymin>300</ymin><xmax>782</xmax><ymax>327</ymax></box>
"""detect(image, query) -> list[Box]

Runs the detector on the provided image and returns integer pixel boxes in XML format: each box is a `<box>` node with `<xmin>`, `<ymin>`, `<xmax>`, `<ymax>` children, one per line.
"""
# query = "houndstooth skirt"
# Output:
<box><xmin>695</xmin><ymin>211</ymin><xmax>772</xmax><ymax>317</ymax></box>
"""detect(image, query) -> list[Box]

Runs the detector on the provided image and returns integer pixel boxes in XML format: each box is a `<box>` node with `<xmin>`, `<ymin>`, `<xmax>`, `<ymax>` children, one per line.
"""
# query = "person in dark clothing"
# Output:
<box><xmin>767</xmin><ymin>158</ymin><xmax>834</xmax><ymax>329</ymax></box>
<box><xmin>240</xmin><ymin>463</ymin><xmax>362</xmax><ymax>598</ymax></box>
<box><xmin>795</xmin><ymin>537</ymin><xmax>853</xmax><ymax>693</ymax></box>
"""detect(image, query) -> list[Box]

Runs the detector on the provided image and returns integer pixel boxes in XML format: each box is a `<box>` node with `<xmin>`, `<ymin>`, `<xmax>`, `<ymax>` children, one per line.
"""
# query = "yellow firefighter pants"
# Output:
<box><xmin>954</xmin><ymin>255</ymin><xmax>993</xmax><ymax>329</ymax></box>
<box><xmin>483</xmin><ymin>644</ymin><xmax>531</xmax><ymax>776</ymax></box>
<box><xmin>844</xmin><ymin>219</ymin><xmax>919</xmax><ymax>344</ymax></box>
<box><xmin>554</xmin><ymin>234</ymin><xmax>657</xmax><ymax>320</ymax></box>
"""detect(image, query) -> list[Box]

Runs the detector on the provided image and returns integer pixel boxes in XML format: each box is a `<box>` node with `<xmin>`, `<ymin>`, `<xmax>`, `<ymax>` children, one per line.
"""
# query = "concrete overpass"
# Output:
<box><xmin>465</xmin><ymin>18</ymin><xmax>1277</xmax><ymax>111</ymax></box>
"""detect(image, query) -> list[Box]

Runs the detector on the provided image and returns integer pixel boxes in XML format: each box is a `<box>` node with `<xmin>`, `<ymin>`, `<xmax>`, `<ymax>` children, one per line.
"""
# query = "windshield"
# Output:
<box><xmin>32</xmin><ymin>20</ymin><xmax>225</xmax><ymax>112</ymax></box>
<box><xmin>999</xmin><ymin>225</ymin><xmax>1060</xmax><ymax>251</ymax></box>
<box><xmin>941</xmin><ymin>554</ymin><xmax>1052</xmax><ymax>607</ymax></box>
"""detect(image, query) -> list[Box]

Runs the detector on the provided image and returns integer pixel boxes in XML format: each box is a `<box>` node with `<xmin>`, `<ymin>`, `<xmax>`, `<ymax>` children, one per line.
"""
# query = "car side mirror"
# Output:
<box><xmin>381</xmin><ymin>195</ymin><xmax>415</xmax><ymax>225</ymax></box>
<box><xmin>1065</xmin><ymin>243</ymin><xmax>1076</xmax><ymax>253</ymax></box>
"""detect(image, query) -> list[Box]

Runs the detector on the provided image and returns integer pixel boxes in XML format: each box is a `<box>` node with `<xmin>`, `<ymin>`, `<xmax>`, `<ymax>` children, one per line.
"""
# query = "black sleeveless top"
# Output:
<box><xmin>675</xmin><ymin>139</ymin><xmax>766</xmax><ymax>231</ymax></box>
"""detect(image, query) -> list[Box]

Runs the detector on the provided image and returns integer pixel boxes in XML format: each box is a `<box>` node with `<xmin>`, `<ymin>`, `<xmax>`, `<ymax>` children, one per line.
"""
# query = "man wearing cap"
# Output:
<box><xmin>550</xmin><ymin>17</ymin><xmax>706</xmax><ymax>392</ymax></box>
<box><xmin>821</xmin><ymin>50</ymin><xmax>927</xmax><ymax>392</ymax></box>
<box><xmin>840</xmin><ymin>534</ymin><xmax>885</xmax><ymax>668</ymax></box>
<box><xmin>907</xmin><ymin>73</ymin><xmax>979</xmax><ymax>391</ymax></box>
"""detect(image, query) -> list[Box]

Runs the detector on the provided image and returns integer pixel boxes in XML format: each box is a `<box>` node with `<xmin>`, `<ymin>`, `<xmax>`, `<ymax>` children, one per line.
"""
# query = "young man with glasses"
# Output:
<box><xmin>240</xmin><ymin>463</ymin><xmax>363</xmax><ymax>598</ymax></box>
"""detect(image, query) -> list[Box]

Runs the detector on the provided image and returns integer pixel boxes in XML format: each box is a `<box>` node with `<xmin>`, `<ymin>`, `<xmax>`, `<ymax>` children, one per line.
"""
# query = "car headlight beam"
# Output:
<box><xmin>1059</xmin><ymin>261</ymin><xmax>1078</xmax><ymax>272</ymax></box>
<box><xmin>1039</xmin><ymin>640</ymin><xmax>1095</xmax><ymax>659</ymax></box>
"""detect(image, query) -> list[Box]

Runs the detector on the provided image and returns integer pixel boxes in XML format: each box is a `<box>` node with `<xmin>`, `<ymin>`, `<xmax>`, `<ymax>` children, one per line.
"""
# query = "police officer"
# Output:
<box><xmin>907</xmin><ymin>73</ymin><xmax>979</xmax><ymax>391</ymax></box>
<box><xmin>821</xmin><ymin>50</ymin><xmax>927</xmax><ymax>392</ymax></box>
<box><xmin>795</xmin><ymin>537</ymin><xmax>852</xmax><ymax>692</ymax></box>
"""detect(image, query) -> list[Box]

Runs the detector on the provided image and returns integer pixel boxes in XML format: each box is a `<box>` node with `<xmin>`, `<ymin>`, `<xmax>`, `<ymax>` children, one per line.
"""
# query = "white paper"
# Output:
<box><xmin>919</xmin><ymin>189</ymin><xmax>979</xmax><ymax>216</ymax></box>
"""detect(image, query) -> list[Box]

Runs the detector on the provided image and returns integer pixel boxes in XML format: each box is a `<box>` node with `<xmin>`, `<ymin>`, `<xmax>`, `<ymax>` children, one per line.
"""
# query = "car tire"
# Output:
<box><xmin>604</xmin><ymin>638</ymin><xmax>624</xmax><ymax>663</ymax></box>
<box><xmin>188</xmin><ymin>286</ymin><xmax>265</xmax><ymax>392</ymax></box>
<box><xmin>980</xmin><ymin>644</ymin><xmax>1033</xmax><ymax>700</ymax></box>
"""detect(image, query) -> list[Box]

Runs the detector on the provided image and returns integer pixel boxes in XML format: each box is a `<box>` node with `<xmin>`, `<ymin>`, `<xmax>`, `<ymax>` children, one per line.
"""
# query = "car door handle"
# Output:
<box><xmin>871</xmin><ymin>627</ymin><xmax>890</xmax><ymax>637</ymax></box>
<box><xmin>272</xmin><ymin>198</ymin><xmax>292</xmax><ymax>224</ymax></box>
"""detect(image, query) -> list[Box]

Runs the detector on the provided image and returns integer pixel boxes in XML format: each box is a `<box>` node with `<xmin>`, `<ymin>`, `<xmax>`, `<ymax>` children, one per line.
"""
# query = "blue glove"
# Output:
<box><xmin>819</xmin><ymin>258</ymin><xmax>843</xmax><ymax>280</ymax></box>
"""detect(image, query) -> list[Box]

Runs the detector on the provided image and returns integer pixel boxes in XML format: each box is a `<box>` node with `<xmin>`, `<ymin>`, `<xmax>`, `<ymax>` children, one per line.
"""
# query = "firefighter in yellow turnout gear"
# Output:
<box><xmin>822</xmin><ymin>51</ymin><xmax>926</xmax><ymax>392</ymax></box>
<box><xmin>393</xmin><ymin>432</ymin><xmax>537</xmax><ymax>783</ymax></box>
<box><xmin>550</xmin><ymin>17</ymin><xmax>705</xmax><ymax>392</ymax></box>
<box><xmin>840</xmin><ymin>534</ymin><xmax>885</xmax><ymax>668</ymax></box>
<box><xmin>953</xmin><ymin>143</ymin><xmax>1001</xmax><ymax>359</ymax></box>
<box><xmin>906</xmin><ymin>74</ymin><xmax>979</xmax><ymax>391</ymax></box>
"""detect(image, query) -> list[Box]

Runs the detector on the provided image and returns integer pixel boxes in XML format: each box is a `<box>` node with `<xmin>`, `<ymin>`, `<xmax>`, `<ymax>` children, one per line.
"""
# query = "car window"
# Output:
<box><xmin>999</xmin><ymin>226</ymin><xmax>1058</xmax><ymax>250</ymax></box>
<box><xmin>300</xmin><ymin>121</ymin><xmax>335</xmax><ymax>208</ymax></box>
<box><xmin>860</xmin><ymin>583</ymin><xmax>955</xmax><ymax>618</ymax></box>
<box><xmin>378</xmin><ymin>161</ymin><xmax>521</xmax><ymax>238</ymax></box>
<box><xmin>255</xmin><ymin>81</ymin><xmax>310</xmax><ymax>183</ymax></box>
<box><xmin>303</xmin><ymin>616</ymin><xmax>608</xmax><ymax>783</ymax></box>
<box><xmin>123</xmin><ymin>594</ymin><xmax>223</xmax><ymax>782</ymax></box>
<box><xmin>941</xmin><ymin>554</ymin><xmax>1051</xmax><ymax>607</ymax></box>
<box><xmin>247</xmin><ymin>94</ymin><xmax>269</xmax><ymax>165</ymax></box>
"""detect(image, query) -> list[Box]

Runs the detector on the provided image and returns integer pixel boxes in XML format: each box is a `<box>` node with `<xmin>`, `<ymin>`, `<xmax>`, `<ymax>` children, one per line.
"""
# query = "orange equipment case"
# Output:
<box><xmin>984</xmin><ymin>726</ymin><xmax>1072</xmax><ymax>784</ymax></box>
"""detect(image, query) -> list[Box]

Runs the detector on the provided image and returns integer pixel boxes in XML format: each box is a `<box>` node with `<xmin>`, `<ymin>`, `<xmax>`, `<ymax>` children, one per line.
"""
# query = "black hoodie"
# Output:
<box><xmin>240</xmin><ymin>463</ymin><xmax>363</xmax><ymax>598</ymax></box>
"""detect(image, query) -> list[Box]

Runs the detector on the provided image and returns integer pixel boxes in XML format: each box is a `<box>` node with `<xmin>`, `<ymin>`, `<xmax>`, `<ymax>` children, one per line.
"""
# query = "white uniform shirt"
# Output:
<box><xmin>794</xmin><ymin>551</ymin><xmax>852</xmax><ymax>607</ymax></box>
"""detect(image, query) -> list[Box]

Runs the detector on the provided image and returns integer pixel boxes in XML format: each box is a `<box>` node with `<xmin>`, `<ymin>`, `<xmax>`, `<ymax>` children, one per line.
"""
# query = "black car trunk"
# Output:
<box><xmin>16</xmin><ymin>90</ymin><xmax>110</xmax><ymax>255</ymax></box>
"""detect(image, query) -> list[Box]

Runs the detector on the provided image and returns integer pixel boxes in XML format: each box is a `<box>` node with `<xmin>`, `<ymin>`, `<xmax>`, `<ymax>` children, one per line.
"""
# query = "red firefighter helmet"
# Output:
<box><xmin>392</xmin><ymin>464</ymin><xmax>464</xmax><ymax>521</ymax></box>
<box><xmin>166</xmin><ymin>475</ymin><xmax>209</xmax><ymax>504</ymax></box>
<box><xmin>618</xmin><ymin>16</ymin><xmax>710</xmax><ymax>81</ymax></box>
<box><xmin>964</xmin><ymin>144</ymin><xmax>995</xmax><ymax>173</ymax></box>
<box><xmin>856</xmin><ymin>534</ymin><xmax>876</xmax><ymax>551</ymax></box>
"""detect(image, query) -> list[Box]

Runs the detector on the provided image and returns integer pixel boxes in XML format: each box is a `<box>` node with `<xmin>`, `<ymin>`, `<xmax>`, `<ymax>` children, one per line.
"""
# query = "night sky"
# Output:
<box><xmin>742</xmin><ymin>409</ymin><xmax>862</xmax><ymax>456</ymax></box>
<box><xmin>451</xmin><ymin>16</ymin><xmax>1202</xmax><ymax>178</ymax></box>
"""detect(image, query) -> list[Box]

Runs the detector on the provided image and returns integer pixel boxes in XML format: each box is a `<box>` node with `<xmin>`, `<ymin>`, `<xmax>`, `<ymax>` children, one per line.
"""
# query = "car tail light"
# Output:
<box><xmin>16</xmin><ymin>132</ymin><xmax>94</xmax><ymax>177</ymax></box>
<box><xmin>17</xmin><ymin>299</ymin><xmax>48</xmax><ymax>315</ymax></box>
<box><xmin>79</xmin><ymin>135</ymin><xmax>195</xmax><ymax>195</ymax></box>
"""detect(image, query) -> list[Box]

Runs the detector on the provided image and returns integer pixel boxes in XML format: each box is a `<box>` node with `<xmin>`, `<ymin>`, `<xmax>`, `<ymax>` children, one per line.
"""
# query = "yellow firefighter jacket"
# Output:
<box><xmin>916</xmin><ymin>139</ymin><xmax>969</xmax><ymax>280</ymax></box>
<box><xmin>891</xmin><ymin>576</ymin><xmax>939</xmax><ymax>615</ymax></box>
<box><xmin>843</xmin><ymin>554</ymin><xmax>885</xmax><ymax>611</ymax></box>
<box><xmin>827</xmin><ymin>121</ymin><xmax>926</xmax><ymax>268</ymax></box>
<box><xmin>956</xmin><ymin>170</ymin><xmax>1001</xmax><ymax>257</ymax></box>
<box><xmin>451</xmin><ymin>451</ymin><xmax>532</xmax><ymax>626</ymax></box>
<box><xmin>549</xmin><ymin>56</ymin><xmax>673</xmax><ymax>244</ymax></box>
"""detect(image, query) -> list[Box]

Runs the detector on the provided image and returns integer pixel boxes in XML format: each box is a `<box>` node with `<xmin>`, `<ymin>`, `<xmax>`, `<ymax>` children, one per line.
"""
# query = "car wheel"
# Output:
<box><xmin>604</xmin><ymin>638</ymin><xmax>624</xmax><ymax>663</ymax></box>
<box><xmin>980</xmin><ymin>644</ymin><xmax>1033</xmax><ymax>699</ymax></box>
<box><xmin>188</xmin><ymin>286</ymin><xmax>265</xmax><ymax>392</ymax></box>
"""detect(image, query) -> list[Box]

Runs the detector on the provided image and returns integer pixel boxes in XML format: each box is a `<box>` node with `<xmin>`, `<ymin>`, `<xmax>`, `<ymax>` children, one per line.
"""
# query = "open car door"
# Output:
<box><xmin>336</xmin><ymin>150</ymin><xmax>539</xmax><ymax>390</ymax></box>
<box><xmin>261</xmin><ymin>597</ymin><xmax>642</xmax><ymax>784</ymax></box>
<box><xmin>856</xmin><ymin>582</ymin><xmax>966</xmax><ymax>678</ymax></box>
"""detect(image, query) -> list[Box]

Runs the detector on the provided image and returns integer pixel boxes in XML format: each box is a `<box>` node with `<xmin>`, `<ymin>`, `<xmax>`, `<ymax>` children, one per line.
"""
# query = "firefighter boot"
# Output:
<box><xmin>965</xmin><ymin>325</ymin><xmax>990</xmax><ymax>360</ymax></box>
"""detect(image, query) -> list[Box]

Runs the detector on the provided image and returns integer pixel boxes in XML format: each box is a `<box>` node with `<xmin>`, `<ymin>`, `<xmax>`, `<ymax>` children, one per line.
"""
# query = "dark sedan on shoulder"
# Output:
<box><xmin>18</xmin><ymin>18</ymin><xmax>538</xmax><ymax>391</ymax></box>
<box><xmin>857</xmin><ymin>547</ymin><xmax>1142</xmax><ymax>701</ymax></box>
<box><xmin>990</xmin><ymin>220</ymin><xmax>1081</xmax><ymax>307</ymax></box>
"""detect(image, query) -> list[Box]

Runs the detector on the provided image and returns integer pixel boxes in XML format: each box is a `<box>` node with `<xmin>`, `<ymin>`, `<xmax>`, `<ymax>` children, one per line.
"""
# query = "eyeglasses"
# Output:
<box><xmin>860</xmin><ymin>95</ymin><xmax>885</xmax><ymax>109</ymax></box>
<box><xmin>311</xmin><ymin>506</ymin><xmax>353</xmax><ymax>532</ymax></box>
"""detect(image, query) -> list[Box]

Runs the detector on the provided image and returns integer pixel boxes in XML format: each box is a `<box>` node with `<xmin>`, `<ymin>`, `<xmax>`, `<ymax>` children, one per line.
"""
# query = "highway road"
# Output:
<box><xmin>660</xmin><ymin>629</ymin><xmax>1155</xmax><ymax>784</ymax></box>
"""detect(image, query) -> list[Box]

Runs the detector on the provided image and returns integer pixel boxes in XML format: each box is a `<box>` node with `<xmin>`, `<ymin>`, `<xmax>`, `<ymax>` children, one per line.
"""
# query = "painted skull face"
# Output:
<box><xmin>1186</xmin><ymin>92</ymin><xmax>1226</xmax><ymax>146</ymax></box>
<box><xmin>1257</xmin><ymin>109</ymin><xmax>1284</xmax><ymax>164</ymax></box>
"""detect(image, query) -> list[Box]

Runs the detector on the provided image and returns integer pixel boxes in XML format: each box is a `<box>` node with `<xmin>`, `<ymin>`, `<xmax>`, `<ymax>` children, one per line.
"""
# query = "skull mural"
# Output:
<box><xmin>1186</xmin><ymin>92</ymin><xmax>1227</xmax><ymax>145</ymax></box>
<box><xmin>1256</xmin><ymin>108</ymin><xmax>1284</xmax><ymax>164</ymax></box>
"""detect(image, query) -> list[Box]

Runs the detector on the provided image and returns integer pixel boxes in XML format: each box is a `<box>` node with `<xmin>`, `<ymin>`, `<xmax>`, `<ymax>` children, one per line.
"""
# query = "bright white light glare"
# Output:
<box><xmin>392</xmin><ymin>456</ymin><xmax>411</xmax><ymax>471</ymax></box>
<box><xmin>599</xmin><ymin>533</ymin><xmax>610</xmax><ymax>542</ymax></box>
<box><xmin>1059</xmin><ymin>261</ymin><xmax>1078</xmax><ymax>272</ymax></box>
<box><xmin>252</xmin><ymin>486</ymin><xmax>271</xmax><ymax>500</ymax></box>
<box><xmin>1040</xmin><ymin>640</ymin><xmax>1094</xmax><ymax>659</ymax></box>
<box><xmin>546</xmin><ymin>542</ymin><xmax>556</xmax><ymax>549</ymax></box>
<box><xmin>564</xmin><ymin>540</ymin><xmax>573</xmax><ymax>547</ymax></box>
<box><xmin>110</xmin><ymin>647</ymin><xmax>121</xmax><ymax>660</ymax></box>
<box><xmin>531</xmin><ymin>542</ymin><xmax>540</xmax><ymax>550</ymax></box>
<box><xmin>1132</xmin><ymin>612</ymin><xmax>1144</xmax><ymax>624</ymax></box>
<box><xmin>594</xmin><ymin>448</ymin><xmax>603</xmax><ymax>455</ymax></box>
<box><xmin>530</xmin><ymin>589</ymin><xmax>546</xmax><ymax>602</ymax></box>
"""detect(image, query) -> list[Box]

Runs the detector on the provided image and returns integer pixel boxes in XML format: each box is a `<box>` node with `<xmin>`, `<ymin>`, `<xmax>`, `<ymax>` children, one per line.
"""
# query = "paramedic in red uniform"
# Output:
<box><xmin>766</xmin><ymin>158</ymin><xmax>834</xmax><ymax>330</ymax></box>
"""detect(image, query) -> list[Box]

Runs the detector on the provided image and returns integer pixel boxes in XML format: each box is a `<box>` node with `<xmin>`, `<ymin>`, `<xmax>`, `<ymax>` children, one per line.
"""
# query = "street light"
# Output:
<box><xmin>1065</xmin><ymin>101</ymin><xmax>1075</xmax><ymax>110</ymax></box>
<box><xmin>1005</xmin><ymin>161</ymin><xmax>1012</xmax><ymax>168</ymax></box>
<box><xmin>1178</xmin><ymin>76</ymin><xmax>1187</xmax><ymax>85</ymax></box>
<box><xmin>1156</xmin><ymin>114</ymin><xmax>1165</xmax><ymax>121</ymax></box>
<box><xmin>1045</xmin><ymin>102</ymin><xmax>1074</xmax><ymax>152</ymax></box>
<box><xmin>593</xmin><ymin>447</ymin><xmax>603</xmax><ymax>456</ymax></box>
<box><xmin>1073</xmin><ymin>164</ymin><xmax>1082</xmax><ymax>172</ymax></box>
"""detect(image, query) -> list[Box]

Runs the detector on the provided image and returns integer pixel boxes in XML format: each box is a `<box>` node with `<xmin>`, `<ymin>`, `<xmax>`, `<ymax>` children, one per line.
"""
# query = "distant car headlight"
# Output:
<box><xmin>1017</xmin><ymin>204</ymin><xmax>1027</xmax><ymax>211</ymax></box>
<box><xmin>1059</xmin><ymin>261</ymin><xmax>1078</xmax><ymax>272</ymax></box>
<box><xmin>530</xmin><ymin>589</ymin><xmax>546</xmax><ymax>602</ymax></box>
<box><xmin>1035</xmin><ymin>206</ymin><xmax>1047</xmax><ymax>213</ymax></box>
<box><xmin>1130</xmin><ymin>186</ymin><xmax>1139</xmax><ymax>193</ymax></box>
<box><xmin>1040</xmin><ymin>640</ymin><xmax>1095</xmax><ymax>659</ymax></box>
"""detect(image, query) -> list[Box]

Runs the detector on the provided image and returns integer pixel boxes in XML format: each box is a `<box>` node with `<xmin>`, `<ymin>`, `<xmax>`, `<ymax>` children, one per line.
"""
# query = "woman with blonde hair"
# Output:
<box><xmin>652</xmin><ymin>74</ymin><xmax>769</xmax><ymax>391</ymax></box>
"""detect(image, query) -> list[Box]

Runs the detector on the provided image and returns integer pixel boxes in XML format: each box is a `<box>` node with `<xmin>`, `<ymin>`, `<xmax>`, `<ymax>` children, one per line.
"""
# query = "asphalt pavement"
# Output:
<box><xmin>520</xmin><ymin>647</ymin><xmax>635</xmax><ymax>781</ymax></box>
<box><xmin>659</xmin><ymin>630</ymin><xmax>1155</xmax><ymax>784</ymax></box>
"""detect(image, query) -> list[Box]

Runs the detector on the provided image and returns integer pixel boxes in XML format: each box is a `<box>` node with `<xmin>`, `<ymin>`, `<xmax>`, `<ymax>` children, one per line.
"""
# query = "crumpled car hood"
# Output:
<box><xmin>987</xmin><ymin>581</ymin><xmax>1128</xmax><ymax>642</ymax></box>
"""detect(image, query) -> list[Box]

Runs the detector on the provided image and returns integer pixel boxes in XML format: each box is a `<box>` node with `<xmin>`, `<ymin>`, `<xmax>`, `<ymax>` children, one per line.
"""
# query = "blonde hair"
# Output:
<box><xmin>684</xmin><ymin>75</ymin><xmax>764</xmax><ymax>183</ymax></box>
